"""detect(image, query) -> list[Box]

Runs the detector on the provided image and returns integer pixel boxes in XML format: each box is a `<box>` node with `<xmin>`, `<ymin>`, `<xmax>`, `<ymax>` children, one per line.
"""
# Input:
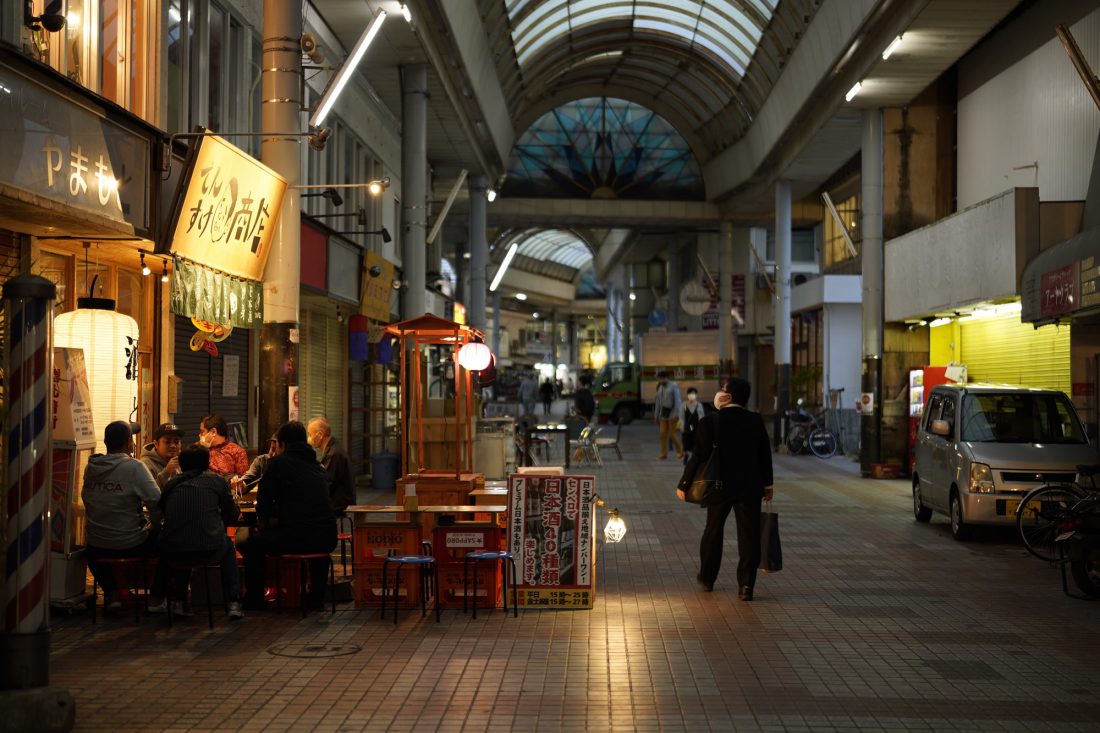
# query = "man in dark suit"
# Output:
<box><xmin>676</xmin><ymin>377</ymin><xmax>774</xmax><ymax>599</ymax></box>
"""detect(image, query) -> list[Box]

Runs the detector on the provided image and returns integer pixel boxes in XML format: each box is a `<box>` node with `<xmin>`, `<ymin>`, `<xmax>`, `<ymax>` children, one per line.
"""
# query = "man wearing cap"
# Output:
<box><xmin>141</xmin><ymin>422</ymin><xmax>184</xmax><ymax>489</ymax></box>
<box><xmin>82</xmin><ymin>420</ymin><xmax>163</xmax><ymax>611</ymax></box>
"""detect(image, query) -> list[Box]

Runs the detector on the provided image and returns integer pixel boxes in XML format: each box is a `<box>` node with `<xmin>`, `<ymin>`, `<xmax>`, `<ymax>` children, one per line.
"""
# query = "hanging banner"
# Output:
<box><xmin>508</xmin><ymin>473</ymin><xmax>597</xmax><ymax>608</ymax></box>
<box><xmin>170</xmin><ymin>256</ymin><xmax>263</xmax><ymax>328</ymax></box>
<box><xmin>164</xmin><ymin>129</ymin><xmax>286</xmax><ymax>281</ymax></box>
<box><xmin>360</xmin><ymin>249</ymin><xmax>396</xmax><ymax>322</ymax></box>
<box><xmin>51</xmin><ymin>347</ymin><xmax>96</xmax><ymax>449</ymax></box>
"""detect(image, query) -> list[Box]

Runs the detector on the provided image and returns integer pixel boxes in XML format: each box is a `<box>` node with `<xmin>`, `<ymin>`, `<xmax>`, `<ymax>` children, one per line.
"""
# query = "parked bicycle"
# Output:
<box><xmin>786</xmin><ymin>397</ymin><xmax>842</xmax><ymax>459</ymax></box>
<box><xmin>1016</xmin><ymin>464</ymin><xmax>1100</xmax><ymax>598</ymax></box>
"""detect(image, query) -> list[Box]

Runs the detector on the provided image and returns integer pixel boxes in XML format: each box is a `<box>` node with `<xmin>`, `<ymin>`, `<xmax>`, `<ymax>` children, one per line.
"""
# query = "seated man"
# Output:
<box><xmin>140</xmin><ymin>422</ymin><xmax>184</xmax><ymax>489</ymax></box>
<box><xmin>151</xmin><ymin>444</ymin><xmax>244</xmax><ymax>620</ymax></box>
<box><xmin>82</xmin><ymin>421</ymin><xmax>162</xmax><ymax>611</ymax></box>
<box><xmin>240</xmin><ymin>421</ymin><xmax>338</xmax><ymax>611</ymax></box>
<box><xmin>307</xmin><ymin>417</ymin><xmax>355</xmax><ymax>515</ymax></box>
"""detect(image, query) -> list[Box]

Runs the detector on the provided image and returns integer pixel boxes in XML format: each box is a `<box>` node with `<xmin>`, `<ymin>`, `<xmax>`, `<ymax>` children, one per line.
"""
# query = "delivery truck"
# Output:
<box><xmin>592</xmin><ymin>331</ymin><xmax>721</xmax><ymax>423</ymax></box>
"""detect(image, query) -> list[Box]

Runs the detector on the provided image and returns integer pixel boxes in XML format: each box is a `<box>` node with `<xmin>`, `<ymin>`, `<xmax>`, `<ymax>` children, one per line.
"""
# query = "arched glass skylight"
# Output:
<box><xmin>515</xmin><ymin>230</ymin><xmax>593</xmax><ymax>269</ymax></box>
<box><xmin>506</xmin><ymin>0</ymin><xmax>778</xmax><ymax>79</ymax></box>
<box><xmin>504</xmin><ymin>97</ymin><xmax>703</xmax><ymax>199</ymax></box>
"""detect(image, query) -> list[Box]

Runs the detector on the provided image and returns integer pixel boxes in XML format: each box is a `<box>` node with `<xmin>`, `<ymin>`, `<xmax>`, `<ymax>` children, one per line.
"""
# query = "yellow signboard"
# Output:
<box><xmin>360</xmin><ymin>249</ymin><xmax>395</xmax><ymax>322</ymax></box>
<box><xmin>166</xmin><ymin>132</ymin><xmax>287</xmax><ymax>281</ymax></box>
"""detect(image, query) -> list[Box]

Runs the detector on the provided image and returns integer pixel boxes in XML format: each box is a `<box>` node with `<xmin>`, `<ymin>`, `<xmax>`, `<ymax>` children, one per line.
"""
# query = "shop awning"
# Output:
<box><xmin>1021</xmin><ymin>226</ymin><xmax>1100</xmax><ymax>325</ymax></box>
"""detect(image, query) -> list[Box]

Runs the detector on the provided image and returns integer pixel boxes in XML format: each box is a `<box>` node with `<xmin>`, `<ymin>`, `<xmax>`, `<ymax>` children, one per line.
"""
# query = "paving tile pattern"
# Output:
<box><xmin>48</xmin><ymin>422</ymin><xmax>1100</xmax><ymax>732</ymax></box>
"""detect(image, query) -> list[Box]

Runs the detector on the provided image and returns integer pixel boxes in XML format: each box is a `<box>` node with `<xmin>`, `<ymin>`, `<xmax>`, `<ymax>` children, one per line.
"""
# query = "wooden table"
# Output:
<box><xmin>521</xmin><ymin>423</ymin><xmax>570</xmax><ymax>468</ymax></box>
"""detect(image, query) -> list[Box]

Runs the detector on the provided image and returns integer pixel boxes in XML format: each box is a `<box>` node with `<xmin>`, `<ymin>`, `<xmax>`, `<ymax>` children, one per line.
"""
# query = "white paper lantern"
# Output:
<box><xmin>457</xmin><ymin>341</ymin><xmax>492</xmax><ymax>371</ymax></box>
<box><xmin>55</xmin><ymin>297</ymin><xmax>140</xmax><ymax>453</ymax></box>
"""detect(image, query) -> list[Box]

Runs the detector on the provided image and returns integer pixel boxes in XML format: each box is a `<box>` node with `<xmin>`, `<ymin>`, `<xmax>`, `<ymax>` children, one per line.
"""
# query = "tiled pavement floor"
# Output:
<box><xmin>49</xmin><ymin>421</ymin><xmax>1100</xmax><ymax>732</ymax></box>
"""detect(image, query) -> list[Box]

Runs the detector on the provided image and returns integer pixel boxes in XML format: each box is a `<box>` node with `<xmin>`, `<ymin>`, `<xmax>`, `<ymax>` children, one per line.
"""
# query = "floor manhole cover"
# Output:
<box><xmin>267</xmin><ymin>643</ymin><xmax>361</xmax><ymax>658</ymax></box>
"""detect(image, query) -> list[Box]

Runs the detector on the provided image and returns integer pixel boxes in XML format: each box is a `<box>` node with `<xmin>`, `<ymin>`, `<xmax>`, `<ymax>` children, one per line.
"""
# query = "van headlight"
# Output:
<box><xmin>969</xmin><ymin>462</ymin><xmax>995</xmax><ymax>494</ymax></box>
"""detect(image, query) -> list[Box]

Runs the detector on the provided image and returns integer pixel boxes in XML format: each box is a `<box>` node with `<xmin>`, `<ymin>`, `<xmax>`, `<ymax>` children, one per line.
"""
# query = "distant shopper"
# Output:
<box><xmin>199</xmin><ymin>414</ymin><xmax>249</xmax><ymax>477</ymax></box>
<box><xmin>307</xmin><ymin>416</ymin><xmax>356</xmax><ymax>515</ymax></box>
<box><xmin>151</xmin><ymin>444</ymin><xmax>244</xmax><ymax>620</ymax></box>
<box><xmin>680</xmin><ymin>387</ymin><xmax>704</xmax><ymax>464</ymax></box>
<box><xmin>574</xmin><ymin>375</ymin><xmax>596</xmax><ymax>422</ymax></box>
<box><xmin>677</xmin><ymin>378</ymin><xmax>773</xmax><ymax>599</ymax></box>
<box><xmin>140</xmin><ymin>422</ymin><xmax>184</xmax><ymax>489</ymax></box>
<box><xmin>654</xmin><ymin>371</ymin><xmax>683</xmax><ymax>460</ymax></box>
<box><xmin>539</xmin><ymin>379</ymin><xmax>555</xmax><ymax>416</ymax></box>
<box><xmin>240</xmin><ymin>421</ymin><xmax>338</xmax><ymax>611</ymax></box>
<box><xmin>519</xmin><ymin>374</ymin><xmax>539</xmax><ymax>415</ymax></box>
<box><xmin>82</xmin><ymin>421</ymin><xmax>162</xmax><ymax>611</ymax></box>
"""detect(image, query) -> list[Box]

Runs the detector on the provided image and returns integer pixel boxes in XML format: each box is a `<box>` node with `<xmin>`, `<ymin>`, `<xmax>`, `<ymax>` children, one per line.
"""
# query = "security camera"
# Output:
<box><xmin>369</xmin><ymin>265</ymin><xmax>383</xmax><ymax>278</ymax></box>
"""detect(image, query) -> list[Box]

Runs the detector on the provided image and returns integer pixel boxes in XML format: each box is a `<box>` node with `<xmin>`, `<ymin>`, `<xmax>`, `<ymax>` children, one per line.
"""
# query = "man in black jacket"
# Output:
<box><xmin>307</xmin><ymin>417</ymin><xmax>355</xmax><ymax>515</ymax></box>
<box><xmin>240</xmin><ymin>421</ymin><xmax>338</xmax><ymax>610</ymax></box>
<box><xmin>573</xmin><ymin>375</ymin><xmax>596</xmax><ymax>422</ymax></box>
<box><xmin>677</xmin><ymin>378</ymin><xmax>774</xmax><ymax>599</ymax></box>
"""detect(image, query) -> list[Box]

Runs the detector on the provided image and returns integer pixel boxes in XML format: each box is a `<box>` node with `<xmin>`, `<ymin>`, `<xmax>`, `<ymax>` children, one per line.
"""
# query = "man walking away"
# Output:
<box><xmin>519</xmin><ymin>373</ymin><xmax>538</xmax><ymax>415</ymax></box>
<box><xmin>307</xmin><ymin>416</ymin><xmax>356</xmax><ymax>514</ymax></box>
<box><xmin>654</xmin><ymin>371</ymin><xmax>683</xmax><ymax>460</ymax></box>
<box><xmin>574</xmin><ymin>375</ymin><xmax>596</xmax><ymax>422</ymax></box>
<box><xmin>82</xmin><ymin>421</ymin><xmax>162</xmax><ymax>611</ymax></box>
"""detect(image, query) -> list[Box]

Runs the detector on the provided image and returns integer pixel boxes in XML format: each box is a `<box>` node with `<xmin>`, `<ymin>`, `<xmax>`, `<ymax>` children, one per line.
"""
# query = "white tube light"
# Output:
<box><xmin>882</xmin><ymin>35</ymin><xmax>903</xmax><ymax>60</ymax></box>
<box><xmin>488</xmin><ymin>242</ymin><xmax>519</xmax><ymax>292</ymax></box>
<box><xmin>845</xmin><ymin>81</ymin><xmax>862</xmax><ymax>102</ymax></box>
<box><xmin>309</xmin><ymin>10</ymin><xmax>387</xmax><ymax>128</ymax></box>
<box><xmin>928</xmin><ymin>317</ymin><xmax>952</xmax><ymax>328</ymax></box>
<box><xmin>400</xmin><ymin>4</ymin><xmax>411</xmax><ymax>23</ymax></box>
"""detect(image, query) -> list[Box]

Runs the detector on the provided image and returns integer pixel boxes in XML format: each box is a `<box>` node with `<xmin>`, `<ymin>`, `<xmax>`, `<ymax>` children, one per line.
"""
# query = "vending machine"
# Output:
<box><xmin>907</xmin><ymin>365</ymin><xmax>967</xmax><ymax>472</ymax></box>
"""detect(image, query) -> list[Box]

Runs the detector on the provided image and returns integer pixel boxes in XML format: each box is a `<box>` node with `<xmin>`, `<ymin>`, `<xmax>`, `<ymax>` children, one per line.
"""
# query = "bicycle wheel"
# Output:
<box><xmin>787</xmin><ymin>425</ymin><xmax>807</xmax><ymax>454</ymax></box>
<box><xmin>808</xmin><ymin>428</ymin><xmax>838</xmax><ymax>458</ymax></box>
<box><xmin>1016</xmin><ymin>483</ymin><xmax>1090</xmax><ymax>562</ymax></box>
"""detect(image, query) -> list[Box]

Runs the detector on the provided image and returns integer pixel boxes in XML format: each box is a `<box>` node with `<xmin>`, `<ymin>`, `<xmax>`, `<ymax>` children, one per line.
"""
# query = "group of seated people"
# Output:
<box><xmin>82</xmin><ymin>414</ymin><xmax>354</xmax><ymax>620</ymax></box>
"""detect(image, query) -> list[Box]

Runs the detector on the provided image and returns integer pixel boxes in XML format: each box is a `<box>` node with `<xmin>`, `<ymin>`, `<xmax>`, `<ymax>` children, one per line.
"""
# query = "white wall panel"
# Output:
<box><xmin>958</xmin><ymin>6</ymin><xmax>1100</xmax><ymax>207</ymax></box>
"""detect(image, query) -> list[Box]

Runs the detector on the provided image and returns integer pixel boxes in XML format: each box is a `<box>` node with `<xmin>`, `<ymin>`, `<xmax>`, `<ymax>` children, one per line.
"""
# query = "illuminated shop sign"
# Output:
<box><xmin>0</xmin><ymin>61</ymin><xmax>150</xmax><ymax>232</ymax></box>
<box><xmin>166</xmin><ymin>131</ymin><xmax>286</xmax><ymax>281</ymax></box>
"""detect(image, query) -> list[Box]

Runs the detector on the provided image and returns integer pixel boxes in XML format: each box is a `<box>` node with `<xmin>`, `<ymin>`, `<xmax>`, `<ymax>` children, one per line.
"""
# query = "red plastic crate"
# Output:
<box><xmin>353</xmin><ymin>564</ymin><xmax>425</xmax><ymax>609</ymax></box>
<box><xmin>432</xmin><ymin>526</ymin><xmax>501</xmax><ymax>610</ymax></box>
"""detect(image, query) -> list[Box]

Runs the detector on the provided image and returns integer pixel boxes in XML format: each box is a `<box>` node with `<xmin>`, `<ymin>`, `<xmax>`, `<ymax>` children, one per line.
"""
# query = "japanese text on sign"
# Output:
<box><xmin>42</xmin><ymin>144</ymin><xmax>122</xmax><ymax>212</ymax></box>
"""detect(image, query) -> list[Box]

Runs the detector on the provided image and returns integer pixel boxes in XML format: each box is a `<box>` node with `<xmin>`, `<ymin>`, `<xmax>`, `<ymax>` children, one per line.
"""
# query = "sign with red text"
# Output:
<box><xmin>507</xmin><ymin>473</ymin><xmax>596</xmax><ymax>608</ymax></box>
<box><xmin>166</xmin><ymin>131</ymin><xmax>287</xmax><ymax>281</ymax></box>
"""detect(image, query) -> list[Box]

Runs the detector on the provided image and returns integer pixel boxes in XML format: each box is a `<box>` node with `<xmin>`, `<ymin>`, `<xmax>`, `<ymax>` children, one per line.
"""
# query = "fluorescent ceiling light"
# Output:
<box><xmin>400</xmin><ymin>4</ymin><xmax>411</xmax><ymax>23</ymax></box>
<box><xmin>845</xmin><ymin>81</ymin><xmax>862</xmax><ymax>102</ymax></box>
<box><xmin>882</xmin><ymin>35</ymin><xmax>903</xmax><ymax>60</ymax></box>
<box><xmin>309</xmin><ymin>9</ymin><xmax>387</xmax><ymax>128</ymax></box>
<box><xmin>488</xmin><ymin>242</ymin><xmax>519</xmax><ymax>292</ymax></box>
<box><xmin>515</xmin><ymin>292</ymin><xmax>528</xmax><ymax>301</ymax></box>
<box><xmin>928</xmin><ymin>317</ymin><xmax>952</xmax><ymax>328</ymax></box>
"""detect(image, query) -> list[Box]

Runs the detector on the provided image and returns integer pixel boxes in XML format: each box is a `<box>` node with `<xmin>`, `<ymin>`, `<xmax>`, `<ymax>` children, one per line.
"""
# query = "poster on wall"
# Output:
<box><xmin>507</xmin><ymin>473</ymin><xmax>597</xmax><ymax>608</ymax></box>
<box><xmin>51</xmin><ymin>347</ymin><xmax>96</xmax><ymax>449</ymax></box>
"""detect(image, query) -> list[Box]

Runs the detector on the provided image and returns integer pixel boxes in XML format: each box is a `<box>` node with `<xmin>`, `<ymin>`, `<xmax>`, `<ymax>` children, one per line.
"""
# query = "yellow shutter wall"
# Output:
<box><xmin>958</xmin><ymin>312</ymin><xmax>1070</xmax><ymax>394</ymax></box>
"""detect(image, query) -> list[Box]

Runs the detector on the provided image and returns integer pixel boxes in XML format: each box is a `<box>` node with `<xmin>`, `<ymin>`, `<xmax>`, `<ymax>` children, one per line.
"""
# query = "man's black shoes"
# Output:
<box><xmin>738</xmin><ymin>585</ymin><xmax>753</xmax><ymax>601</ymax></box>
<box><xmin>696</xmin><ymin>574</ymin><xmax>713</xmax><ymax>592</ymax></box>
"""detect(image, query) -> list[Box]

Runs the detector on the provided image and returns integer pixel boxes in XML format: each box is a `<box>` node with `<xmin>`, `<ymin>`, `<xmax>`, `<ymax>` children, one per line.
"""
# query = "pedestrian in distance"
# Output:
<box><xmin>680</xmin><ymin>387</ymin><xmax>704</xmax><ymax>465</ymax></box>
<box><xmin>574</xmin><ymin>375</ymin><xmax>596</xmax><ymax>422</ymax></box>
<box><xmin>654</xmin><ymin>370</ymin><xmax>683</xmax><ymax>460</ymax></box>
<box><xmin>140</xmin><ymin>422</ymin><xmax>184</xmax><ymax>489</ymax></box>
<box><xmin>539</xmin><ymin>379</ymin><xmax>555</xmax><ymax>416</ymax></box>
<box><xmin>676</xmin><ymin>378</ymin><xmax>774</xmax><ymax>599</ymax></box>
<box><xmin>519</xmin><ymin>373</ymin><xmax>538</xmax><ymax>415</ymax></box>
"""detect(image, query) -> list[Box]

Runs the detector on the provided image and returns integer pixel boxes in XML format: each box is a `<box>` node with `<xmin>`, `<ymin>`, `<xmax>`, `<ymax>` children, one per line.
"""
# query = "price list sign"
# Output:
<box><xmin>508</xmin><ymin>473</ymin><xmax>597</xmax><ymax>608</ymax></box>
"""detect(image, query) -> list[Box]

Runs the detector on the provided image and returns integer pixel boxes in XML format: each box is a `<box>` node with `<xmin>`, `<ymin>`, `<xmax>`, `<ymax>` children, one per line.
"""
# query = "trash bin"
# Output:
<box><xmin>371</xmin><ymin>452</ymin><xmax>399</xmax><ymax>492</ymax></box>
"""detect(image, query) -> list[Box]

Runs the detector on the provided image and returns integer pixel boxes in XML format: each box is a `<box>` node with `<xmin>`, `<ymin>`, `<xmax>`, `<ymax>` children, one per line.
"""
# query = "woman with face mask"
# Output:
<box><xmin>680</xmin><ymin>387</ymin><xmax>705</xmax><ymax>465</ymax></box>
<box><xmin>198</xmin><ymin>414</ymin><xmax>250</xmax><ymax>478</ymax></box>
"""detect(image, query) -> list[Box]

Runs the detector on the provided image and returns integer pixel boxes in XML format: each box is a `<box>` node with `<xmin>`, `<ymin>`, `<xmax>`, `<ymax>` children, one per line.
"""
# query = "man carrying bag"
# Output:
<box><xmin>676</xmin><ymin>378</ymin><xmax>773</xmax><ymax>599</ymax></box>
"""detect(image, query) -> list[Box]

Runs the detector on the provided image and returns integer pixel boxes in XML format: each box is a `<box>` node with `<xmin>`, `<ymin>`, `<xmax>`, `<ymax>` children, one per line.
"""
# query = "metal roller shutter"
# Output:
<box><xmin>300</xmin><ymin>299</ymin><xmax>346</xmax><ymax>441</ymax></box>
<box><xmin>172</xmin><ymin>315</ymin><xmax>250</xmax><ymax>446</ymax></box>
<box><xmin>959</xmin><ymin>313</ymin><xmax>1070</xmax><ymax>394</ymax></box>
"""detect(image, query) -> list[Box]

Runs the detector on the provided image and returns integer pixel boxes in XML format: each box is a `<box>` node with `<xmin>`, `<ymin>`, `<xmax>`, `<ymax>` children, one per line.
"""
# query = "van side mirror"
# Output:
<box><xmin>930</xmin><ymin>419</ymin><xmax>950</xmax><ymax>437</ymax></box>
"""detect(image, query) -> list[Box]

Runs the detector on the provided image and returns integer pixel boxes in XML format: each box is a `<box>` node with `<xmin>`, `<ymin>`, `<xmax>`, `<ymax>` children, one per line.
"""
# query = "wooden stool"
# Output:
<box><xmin>91</xmin><ymin>557</ymin><xmax>148</xmax><ymax>624</ymax></box>
<box><xmin>463</xmin><ymin>551</ymin><xmax>518</xmax><ymax>619</ymax></box>
<box><xmin>273</xmin><ymin>553</ymin><xmax>336</xmax><ymax>617</ymax></box>
<box><xmin>166</xmin><ymin>562</ymin><xmax>224</xmax><ymax>630</ymax></box>
<box><xmin>380</xmin><ymin>554</ymin><xmax>439</xmax><ymax>624</ymax></box>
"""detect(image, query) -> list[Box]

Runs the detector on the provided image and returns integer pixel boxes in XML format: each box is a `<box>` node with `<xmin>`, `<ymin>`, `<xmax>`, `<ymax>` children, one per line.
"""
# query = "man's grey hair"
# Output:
<box><xmin>308</xmin><ymin>417</ymin><xmax>332</xmax><ymax>436</ymax></box>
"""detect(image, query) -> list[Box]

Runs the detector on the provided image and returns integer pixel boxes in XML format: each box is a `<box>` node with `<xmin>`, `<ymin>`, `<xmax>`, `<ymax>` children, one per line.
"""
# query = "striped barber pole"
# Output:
<box><xmin>3</xmin><ymin>275</ymin><xmax>56</xmax><ymax>634</ymax></box>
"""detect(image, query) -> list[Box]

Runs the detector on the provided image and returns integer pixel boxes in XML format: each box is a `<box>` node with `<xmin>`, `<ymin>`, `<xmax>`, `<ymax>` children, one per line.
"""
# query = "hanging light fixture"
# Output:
<box><xmin>160</xmin><ymin>260</ymin><xmax>169</xmax><ymax>283</ymax></box>
<box><xmin>54</xmin><ymin>247</ymin><xmax>140</xmax><ymax>452</ymax></box>
<box><xmin>457</xmin><ymin>341</ymin><xmax>492</xmax><ymax>371</ymax></box>
<box><xmin>140</xmin><ymin>252</ymin><xmax>150</xmax><ymax>277</ymax></box>
<box><xmin>604</xmin><ymin>509</ymin><xmax>627</xmax><ymax>544</ymax></box>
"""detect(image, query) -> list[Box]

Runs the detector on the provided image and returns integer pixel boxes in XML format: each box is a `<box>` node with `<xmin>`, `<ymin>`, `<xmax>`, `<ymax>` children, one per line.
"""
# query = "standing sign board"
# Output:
<box><xmin>507</xmin><ymin>473</ymin><xmax>597</xmax><ymax>608</ymax></box>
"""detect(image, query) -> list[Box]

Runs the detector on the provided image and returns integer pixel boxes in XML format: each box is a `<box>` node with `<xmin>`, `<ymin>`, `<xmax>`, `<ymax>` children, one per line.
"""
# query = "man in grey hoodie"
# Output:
<box><xmin>82</xmin><ymin>421</ymin><xmax>162</xmax><ymax>610</ymax></box>
<box><xmin>140</xmin><ymin>422</ymin><xmax>183</xmax><ymax>489</ymax></box>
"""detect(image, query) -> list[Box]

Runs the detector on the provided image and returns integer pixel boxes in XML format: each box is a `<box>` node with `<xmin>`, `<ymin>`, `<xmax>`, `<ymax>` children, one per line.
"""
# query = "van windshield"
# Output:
<box><xmin>960</xmin><ymin>392</ymin><xmax>1087</xmax><ymax>444</ymax></box>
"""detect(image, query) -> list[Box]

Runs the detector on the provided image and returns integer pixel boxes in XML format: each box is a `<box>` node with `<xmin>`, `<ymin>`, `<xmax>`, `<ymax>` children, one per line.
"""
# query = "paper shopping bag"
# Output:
<box><xmin>759</xmin><ymin>502</ymin><xmax>782</xmax><ymax>573</ymax></box>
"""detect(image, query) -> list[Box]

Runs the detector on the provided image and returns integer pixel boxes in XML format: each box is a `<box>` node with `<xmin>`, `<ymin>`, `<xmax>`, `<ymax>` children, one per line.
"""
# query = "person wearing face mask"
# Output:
<box><xmin>676</xmin><ymin>378</ymin><xmax>774</xmax><ymax>599</ymax></box>
<box><xmin>306</xmin><ymin>416</ymin><xmax>355</xmax><ymax>515</ymax></box>
<box><xmin>198</xmin><ymin>414</ymin><xmax>250</xmax><ymax>478</ymax></box>
<box><xmin>679</xmin><ymin>387</ymin><xmax>704</xmax><ymax>465</ymax></box>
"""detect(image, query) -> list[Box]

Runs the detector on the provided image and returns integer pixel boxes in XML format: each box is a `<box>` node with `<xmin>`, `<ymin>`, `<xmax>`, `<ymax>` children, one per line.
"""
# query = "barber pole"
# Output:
<box><xmin>3</xmin><ymin>275</ymin><xmax>56</xmax><ymax>635</ymax></box>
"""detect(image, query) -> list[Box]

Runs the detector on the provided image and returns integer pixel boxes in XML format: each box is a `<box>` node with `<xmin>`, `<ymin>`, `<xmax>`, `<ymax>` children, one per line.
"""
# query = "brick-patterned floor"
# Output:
<box><xmin>49</xmin><ymin>422</ymin><xmax>1100</xmax><ymax>732</ymax></box>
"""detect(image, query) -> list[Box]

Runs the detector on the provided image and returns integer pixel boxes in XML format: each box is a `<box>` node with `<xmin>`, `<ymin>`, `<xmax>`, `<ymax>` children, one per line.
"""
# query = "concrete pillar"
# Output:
<box><xmin>774</xmin><ymin>180</ymin><xmax>792</xmax><ymax>447</ymax></box>
<box><xmin>401</xmin><ymin>64</ymin><xmax>428</xmax><ymax>318</ymax></box>
<box><xmin>259</xmin><ymin>0</ymin><xmax>301</xmax><ymax>444</ymax></box>
<box><xmin>667</xmin><ymin>238</ymin><xmax>680</xmax><ymax>332</ymax></box>
<box><xmin>467</xmin><ymin>176</ymin><xmax>488</xmax><ymax>330</ymax></box>
<box><xmin>861</xmin><ymin>108</ymin><xmax>885</xmax><ymax>475</ymax></box>
<box><xmin>719</xmin><ymin>222</ymin><xmax>734</xmax><ymax>381</ymax></box>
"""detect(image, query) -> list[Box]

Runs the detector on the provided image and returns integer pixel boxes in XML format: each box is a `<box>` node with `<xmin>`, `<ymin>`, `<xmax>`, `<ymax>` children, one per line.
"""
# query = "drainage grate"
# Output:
<box><xmin>267</xmin><ymin>643</ymin><xmax>361</xmax><ymax>658</ymax></box>
<box><xmin>922</xmin><ymin>659</ymin><xmax>1005</xmax><ymax>681</ymax></box>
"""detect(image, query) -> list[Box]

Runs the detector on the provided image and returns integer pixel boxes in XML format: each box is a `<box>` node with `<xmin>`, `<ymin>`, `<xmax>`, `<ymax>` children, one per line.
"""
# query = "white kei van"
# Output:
<box><xmin>912</xmin><ymin>384</ymin><xmax>1097</xmax><ymax>540</ymax></box>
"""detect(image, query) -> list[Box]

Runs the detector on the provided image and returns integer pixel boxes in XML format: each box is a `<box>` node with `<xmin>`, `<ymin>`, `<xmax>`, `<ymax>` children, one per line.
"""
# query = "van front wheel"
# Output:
<box><xmin>913</xmin><ymin>480</ymin><xmax>932</xmax><ymax>523</ymax></box>
<box><xmin>950</xmin><ymin>490</ymin><xmax>972</xmax><ymax>541</ymax></box>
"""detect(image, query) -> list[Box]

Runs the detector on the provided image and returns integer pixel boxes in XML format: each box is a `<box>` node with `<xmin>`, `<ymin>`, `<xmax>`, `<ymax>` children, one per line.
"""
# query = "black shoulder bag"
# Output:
<box><xmin>684</xmin><ymin>443</ymin><xmax>723</xmax><ymax>505</ymax></box>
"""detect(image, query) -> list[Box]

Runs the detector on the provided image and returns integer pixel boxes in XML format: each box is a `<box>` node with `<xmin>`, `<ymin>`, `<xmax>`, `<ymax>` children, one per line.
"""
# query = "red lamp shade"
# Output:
<box><xmin>457</xmin><ymin>341</ymin><xmax>492</xmax><ymax>371</ymax></box>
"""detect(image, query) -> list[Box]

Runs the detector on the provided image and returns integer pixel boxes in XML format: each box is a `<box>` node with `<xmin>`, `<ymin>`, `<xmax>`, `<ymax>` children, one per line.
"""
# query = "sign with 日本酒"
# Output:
<box><xmin>166</xmin><ymin>132</ymin><xmax>287</xmax><ymax>281</ymax></box>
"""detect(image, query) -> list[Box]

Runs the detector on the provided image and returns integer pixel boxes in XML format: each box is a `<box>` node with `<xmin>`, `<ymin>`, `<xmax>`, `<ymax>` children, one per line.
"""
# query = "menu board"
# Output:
<box><xmin>507</xmin><ymin>473</ymin><xmax>596</xmax><ymax>608</ymax></box>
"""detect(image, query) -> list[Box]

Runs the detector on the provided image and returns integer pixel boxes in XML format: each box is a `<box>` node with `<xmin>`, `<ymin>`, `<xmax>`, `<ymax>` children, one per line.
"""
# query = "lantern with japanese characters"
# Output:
<box><xmin>54</xmin><ymin>297</ymin><xmax>140</xmax><ymax>453</ymax></box>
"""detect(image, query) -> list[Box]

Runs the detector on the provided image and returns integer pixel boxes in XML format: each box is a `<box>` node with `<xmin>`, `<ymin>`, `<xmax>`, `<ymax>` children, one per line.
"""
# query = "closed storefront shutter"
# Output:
<box><xmin>300</xmin><ymin>297</ymin><xmax>347</xmax><ymax>443</ymax></box>
<box><xmin>959</xmin><ymin>312</ymin><xmax>1070</xmax><ymax>394</ymax></box>
<box><xmin>173</xmin><ymin>315</ymin><xmax>250</xmax><ymax>446</ymax></box>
